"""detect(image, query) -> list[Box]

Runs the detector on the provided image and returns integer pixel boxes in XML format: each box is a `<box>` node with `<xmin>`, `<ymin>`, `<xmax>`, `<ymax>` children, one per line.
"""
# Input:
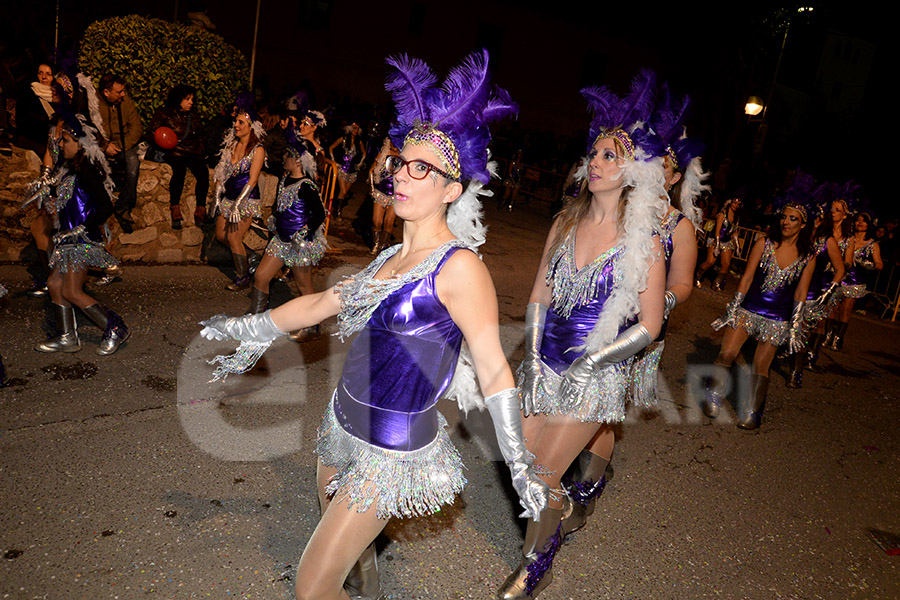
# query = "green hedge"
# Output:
<box><xmin>79</xmin><ymin>15</ymin><xmax>249</xmax><ymax>126</ymax></box>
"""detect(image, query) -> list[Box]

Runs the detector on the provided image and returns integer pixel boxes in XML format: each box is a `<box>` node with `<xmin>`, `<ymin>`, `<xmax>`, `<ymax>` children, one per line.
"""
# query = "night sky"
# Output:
<box><xmin>3</xmin><ymin>1</ymin><xmax>891</xmax><ymax>215</ymax></box>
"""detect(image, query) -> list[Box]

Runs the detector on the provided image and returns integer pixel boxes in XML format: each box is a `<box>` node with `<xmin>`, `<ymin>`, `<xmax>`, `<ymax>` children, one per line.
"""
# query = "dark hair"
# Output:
<box><xmin>855</xmin><ymin>212</ymin><xmax>875</xmax><ymax>240</ymax></box>
<box><xmin>98</xmin><ymin>74</ymin><xmax>127</xmax><ymax>92</ymax></box>
<box><xmin>814</xmin><ymin>200</ymin><xmax>852</xmax><ymax>241</ymax></box>
<box><xmin>166</xmin><ymin>84</ymin><xmax>197</xmax><ymax>110</ymax></box>
<box><xmin>769</xmin><ymin>208</ymin><xmax>814</xmax><ymax>258</ymax></box>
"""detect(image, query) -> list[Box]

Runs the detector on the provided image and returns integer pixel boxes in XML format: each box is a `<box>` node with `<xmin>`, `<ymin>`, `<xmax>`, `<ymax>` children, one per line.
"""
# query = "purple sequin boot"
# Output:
<box><xmin>560</xmin><ymin>450</ymin><xmax>613</xmax><ymax>538</ymax></box>
<box><xmin>497</xmin><ymin>505</ymin><xmax>564</xmax><ymax>600</ymax></box>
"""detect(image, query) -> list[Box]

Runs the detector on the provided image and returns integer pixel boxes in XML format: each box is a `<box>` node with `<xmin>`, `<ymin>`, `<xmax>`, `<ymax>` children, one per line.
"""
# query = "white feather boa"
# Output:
<box><xmin>446</xmin><ymin>160</ymin><xmax>496</xmax><ymax>248</ymax></box>
<box><xmin>76</xmin><ymin>73</ymin><xmax>105</xmax><ymax>138</ymax></box>
<box><xmin>213</xmin><ymin>121</ymin><xmax>267</xmax><ymax>185</ymax></box>
<box><xmin>678</xmin><ymin>156</ymin><xmax>708</xmax><ymax>230</ymax></box>
<box><xmin>73</xmin><ymin>114</ymin><xmax>116</xmax><ymax>199</ymax></box>
<box><xmin>582</xmin><ymin>154</ymin><xmax>668</xmax><ymax>352</ymax></box>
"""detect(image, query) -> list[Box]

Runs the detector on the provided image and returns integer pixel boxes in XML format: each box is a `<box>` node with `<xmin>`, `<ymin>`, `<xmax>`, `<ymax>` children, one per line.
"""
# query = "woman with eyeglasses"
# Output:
<box><xmin>200</xmin><ymin>51</ymin><xmax>546</xmax><ymax>600</ymax></box>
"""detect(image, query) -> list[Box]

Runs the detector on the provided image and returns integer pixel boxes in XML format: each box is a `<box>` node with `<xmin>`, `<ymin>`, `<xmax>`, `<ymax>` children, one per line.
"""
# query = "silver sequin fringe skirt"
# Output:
<box><xmin>628</xmin><ymin>341</ymin><xmax>664</xmax><ymax>408</ymax></box>
<box><xmin>802</xmin><ymin>293</ymin><xmax>842</xmax><ymax>329</ymax></box>
<box><xmin>315</xmin><ymin>396</ymin><xmax>466</xmax><ymax>520</ymax></box>
<box><xmin>49</xmin><ymin>242</ymin><xmax>118</xmax><ymax>273</ymax></box>
<box><xmin>733</xmin><ymin>307</ymin><xmax>788</xmax><ymax>346</ymax></box>
<box><xmin>218</xmin><ymin>196</ymin><xmax>261</xmax><ymax>220</ymax></box>
<box><xmin>337</xmin><ymin>170</ymin><xmax>358</xmax><ymax>184</ymax></box>
<box><xmin>519</xmin><ymin>359</ymin><xmax>631</xmax><ymax>423</ymax></box>
<box><xmin>371</xmin><ymin>188</ymin><xmax>394</xmax><ymax>208</ymax></box>
<box><xmin>264</xmin><ymin>234</ymin><xmax>326</xmax><ymax>267</ymax></box>
<box><xmin>840</xmin><ymin>283</ymin><xmax>867</xmax><ymax>299</ymax></box>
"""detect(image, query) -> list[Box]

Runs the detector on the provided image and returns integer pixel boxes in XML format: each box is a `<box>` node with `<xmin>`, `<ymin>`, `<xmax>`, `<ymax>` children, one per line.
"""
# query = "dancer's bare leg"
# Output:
<box><xmin>526</xmin><ymin>416</ymin><xmax>604</xmax><ymax>508</ymax></box>
<box><xmin>253</xmin><ymin>254</ymin><xmax>284</xmax><ymax>294</ymax></box>
<box><xmin>294</xmin><ymin>460</ymin><xmax>389</xmax><ymax>600</ymax></box>
<box><xmin>292</xmin><ymin>266</ymin><xmax>315</xmax><ymax>297</ymax></box>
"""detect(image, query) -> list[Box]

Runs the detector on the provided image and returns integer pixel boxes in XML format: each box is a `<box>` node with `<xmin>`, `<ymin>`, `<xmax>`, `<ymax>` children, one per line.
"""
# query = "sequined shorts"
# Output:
<box><xmin>841</xmin><ymin>283</ymin><xmax>867</xmax><ymax>299</ymax></box>
<box><xmin>315</xmin><ymin>395</ymin><xmax>466</xmax><ymax>519</ymax></box>
<box><xmin>264</xmin><ymin>233</ymin><xmax>327</xmax><ymax>267</ymax></box>
<box><xmin>371</xmin><ymin>188</ymin><xmax>394</xmax><ymax>208</ymax></box>
<box><xmin>49</xmin><ymin>242</ymin><xmax>118</xmax><ymax>274</ymax></box>
<box><xmin>218</xmin><ymin>196</ymin><xmax>261</xmax><ymax>220</ymax></box>
<box><xmin>519</xmin><ymin>358</ymin><xmax>632</xmax><ymax>423</ymax></box>
<box><xmin>733</xmin><ymin>307</ymin><xmax>788</xmax><ymax>346</ymax></box>
<box><xmin>337</xmin><ymin>170</ymin><xmax>358</xmax><ymax>184</ymax></box>
<box><xmin>706</xmin><ymin>237</ymin><xmax>737</xmax><ymax>255</ymax></box>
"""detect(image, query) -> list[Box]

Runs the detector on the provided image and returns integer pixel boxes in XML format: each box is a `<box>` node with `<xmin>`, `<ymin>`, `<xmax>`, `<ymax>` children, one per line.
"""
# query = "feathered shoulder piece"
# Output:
<box><xmin>775</xmin><ymin>169</ymin><xmax>818</xmax><ymax>223</ymax></box>
<box><xmin>582</xmin><ymin>69</ymin><xmax>665</xmax><ymax>161</ymax></box>
<box><xmin>57</xmin><ymin>102</ymin><xmax>115</xmax><ymax>197</ymax></box>
<box><xmin>385</xmin><ymin>49</ymin><xmax>517</xmax><ymax>184</ymax></box>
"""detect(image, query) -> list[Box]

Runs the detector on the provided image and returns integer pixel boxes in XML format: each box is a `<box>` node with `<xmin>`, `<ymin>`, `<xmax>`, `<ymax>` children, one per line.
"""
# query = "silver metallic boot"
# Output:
<box><xmin>343</xmin><ymin>543</ymin><xmax>384</xmax><ymax>600</ymax></box>
<box><xmin>248</xmin><ymin>287</ymin><xmax>269</xmax><ymax>314</ymax></box>
<box><xmin>703</xmin><ymin>362</ymin><xmax>730</xmax><ymax>418</ymax></box>
<box><xmin>83</xmin><ymin>304</ymin><xmax>130</xmax><ymax>355</ymax></box>
<box><xmin>497</xmin><ymin>505</ymin><xmax>565</xmax><ymax>600</ymax></box>
<box><xmin>737</xmin><ymin>374</ymin><xmax>768</xmax><ymax>430</ymax></box>
<box><xmin>35</xmin><ymin>304</ymin><xmax>81</xmax><ymax>353</ymax></box>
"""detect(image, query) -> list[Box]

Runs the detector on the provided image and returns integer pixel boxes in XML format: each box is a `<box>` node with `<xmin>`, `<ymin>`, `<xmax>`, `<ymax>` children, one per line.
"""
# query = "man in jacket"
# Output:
<box><xmin>97</xmin><ymin>74</ymin><xmax>142</xmax><ymax>232</ymax></box>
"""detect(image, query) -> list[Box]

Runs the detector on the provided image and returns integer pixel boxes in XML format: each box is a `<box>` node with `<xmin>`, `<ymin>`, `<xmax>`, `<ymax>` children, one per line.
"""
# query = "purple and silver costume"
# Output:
<box><xmin>370</xmin><ymin>169</ymin><xmax>394</xmax><ymax>208</ymax></box>
<box><xmin>523</xmin><ymin>232</ymin><xmax>635</xmax><ymax>423</ymax></box>
<box><xmin>802</xmin><ymin>237</ymin><xmax>842</xmax><ymax>326</ymax></box>
<box><xmin>264</xmin><ymin>176</ymin><xmax>327</xmax><ymax>267</ymax></box>
<box><xmin>316</xmin><ymin>241</ymin><xmax>472</xmax><ymax>519</ymax></box>
<box><xmin>629</xmin><ymin>209</ymin><xmax>686</xmax><ymax>406</ymax></box>
<box><xmin>48</xmin><ymin>165</ymin><xmax>117</xmax><ymax>273</ymax></box>
<box><xmin>732</xmin><ymin>240</ymin><xmax>809</xmax><ymax>345</ymax></box>
<box><xmin>706</xmin><ymin>213</ymin><xmax>738</xmax><ymax>255</ymax></box>
<box><xmin>841</xmin><ymin>240</ymin><xmax>876</xmax><ymax>299</ymax></box>
<box><xmin>335</xmin><ymin>137</ymin><xmax>361</xmax><ymax>184</ymax></box>
<box><xmin>218</xmin><ymin>144</ymin><xmax>263</xmax><ymax>219</ymax></box>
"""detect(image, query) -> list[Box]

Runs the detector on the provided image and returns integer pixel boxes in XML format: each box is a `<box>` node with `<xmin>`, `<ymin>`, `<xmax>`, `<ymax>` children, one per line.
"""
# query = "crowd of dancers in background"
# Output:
<box><xmin>0</xmin><ymin>50</ymin><xmax>887</xmax><ymax>600</ymax></box>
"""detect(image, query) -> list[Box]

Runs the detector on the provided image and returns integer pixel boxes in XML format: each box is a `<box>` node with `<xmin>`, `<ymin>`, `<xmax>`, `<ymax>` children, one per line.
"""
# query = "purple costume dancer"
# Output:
<box><xmin>842</xmin><ymin>239</ymin><xmax>877</xmax><ymax>299</ymax></box>
<box><xmin>316</xmin><ymin>241</ymin><xmax>470</xmax><ymax>518</ymax></box>
<box><xmin>217</xmin><ymin>146</ymin><xmax>263</xmax><ymax>220</ymax></box>
<box><xmin>731</xmin><ymin>239</ymin><xmax>810</xmax><ymax>346</ymax></box>
<box><xmin>265</xmin><ymin>175</ymin><xmax>327</xmax><ymax>268</ymax></box>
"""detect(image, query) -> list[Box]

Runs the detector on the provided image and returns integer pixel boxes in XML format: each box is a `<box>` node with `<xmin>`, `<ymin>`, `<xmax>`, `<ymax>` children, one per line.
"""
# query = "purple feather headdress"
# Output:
<box><xmin>775</xmin><ymin>169</ymin><xmax>818</xmax><ymax>223</ymax></box>
<box><xmin>385</xmin><ymin>49</ymin><xmax>517</xmax><ymax>184</ymax></box>
<box><xmin>651</xmin><ymin>84</ymin><xmax>705</xmax><ymax>172</ymax></box>
<box><xmin>233</xmin><ymin>91</ymin><xmax>260</xmax><ymax>123</ymax></box>
<box><xmin>582</xmin><ymin>69</ymin><xmax>665</xmax><ymax>161</ymax></box>
<box><xmin>284</xmin><ymin>126</ymin><xmax>316</xmax><ymax>178</ymax></box>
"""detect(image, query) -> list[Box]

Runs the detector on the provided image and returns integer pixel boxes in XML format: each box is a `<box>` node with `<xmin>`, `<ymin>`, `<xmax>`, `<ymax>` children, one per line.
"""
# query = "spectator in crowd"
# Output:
<box><xmin>15</xmin><ymin>61</ymin><xmax>56</xmax><ymax>159</ymax></box>
<box><xmin>96</xmin><ymin>73</ymin><xmax>142</xmax><ymax>230</ymax></box>
<box><xmin>148</xmin><ymin>84</ymin><xmax>209</xmax><ymax>228</ymax></box>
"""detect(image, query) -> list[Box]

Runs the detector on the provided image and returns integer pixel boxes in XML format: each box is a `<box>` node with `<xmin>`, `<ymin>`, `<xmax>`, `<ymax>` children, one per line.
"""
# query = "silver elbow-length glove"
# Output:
<box><xmin>663</xmin><ymin>290</ymin><xmax>678</xmax><ymax>320</ymax></box>
<box><xmin>484</xmin><ymin>388</ymin><xmax>549</xmax><ymax>520</ymax></box>
<box><xmin>812</xmin><ymin>281</ymin><xmax>839</xmax><ymax>309</ymax></box>
<box><xmin>711</xmin><ymin>292</ymin><xmax>745</xmax><ymax>330</ymax></box>
<box><xmin>200</xmin><ymin>310</ymin><xmax>286</xmax><ymax>343</ymax></box>
<box><xmin>787</xmin><ymin>301</ymin><xmax>806</xmax><ymax>353</ymax></box>
<box><xmin>228</xmin><ymin>183</ymin><xmax>254</xmax><ymax>223</ymax></box>
<box><xmin>519</xmin><ymin>303</ymin><xmax>547</xmax><ymax>417</ymax></box>
<box><xmin>558</xmin><ymin>323</ymin><xmax>653</xmax><ymax>411</ymax></box>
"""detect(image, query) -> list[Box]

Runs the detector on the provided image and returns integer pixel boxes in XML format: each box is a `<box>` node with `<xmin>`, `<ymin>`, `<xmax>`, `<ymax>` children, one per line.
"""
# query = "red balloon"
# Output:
<box><xmin>154</xmin><ymin>126</ymin><xmax>178</xmax><ymax>150</ymax></box>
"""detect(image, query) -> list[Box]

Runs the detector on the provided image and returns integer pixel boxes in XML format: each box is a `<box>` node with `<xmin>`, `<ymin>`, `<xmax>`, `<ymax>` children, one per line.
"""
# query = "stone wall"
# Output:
<box><xmin>1</xmin><ymin>147</ymin><xmax>278</xmax><ymax>262</ymax></box>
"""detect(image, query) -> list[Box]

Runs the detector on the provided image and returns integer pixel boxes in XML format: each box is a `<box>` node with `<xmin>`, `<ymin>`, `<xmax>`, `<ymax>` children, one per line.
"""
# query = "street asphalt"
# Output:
<box><xmin>1</xmin><ymin>198</ymin><xmax>898</xmax><ymax>599</ymax></box>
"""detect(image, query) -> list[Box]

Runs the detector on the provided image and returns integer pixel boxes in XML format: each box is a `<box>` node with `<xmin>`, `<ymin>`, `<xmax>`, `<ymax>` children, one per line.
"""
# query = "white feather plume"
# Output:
<box><xmin>76</xmin><ymin>73</ymin><xmax>105</xmax><ymax>138</ymax></box>
<box><xmin>447</xmin><ymin>160</ymin><xmax>496</xmax><ymax>248</ymax></box>
<box><xmin>678</xmin><ymin>156</ymin><xmax>708</xmax><ymax>229</ymax></box>
<box><xmin>582</xmin><ymin>154</ymin><xmax>668</xmax><ymax>352</ymax></box>
<box><xmin>574</xmin><ymin>156</ymin><xmax>589</xmax><ymax>182</ymax></box>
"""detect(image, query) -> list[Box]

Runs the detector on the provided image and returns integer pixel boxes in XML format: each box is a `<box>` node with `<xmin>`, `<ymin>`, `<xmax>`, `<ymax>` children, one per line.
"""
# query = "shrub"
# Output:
<box><xmin>79</xmin><ymin>15</ymin><xmax>249</xmax><ymax>126</ymax></box>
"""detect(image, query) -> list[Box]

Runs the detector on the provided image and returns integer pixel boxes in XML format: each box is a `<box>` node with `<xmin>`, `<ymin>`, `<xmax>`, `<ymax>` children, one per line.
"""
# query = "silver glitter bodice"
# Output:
<box><xmin>546</xmin><ymin>231</ymin><xmax>624</xmax><ymax>319</ymax></box>
<box><xmin>758</xmin><ymin>240</ymin><xmax>809</xmax><ymax>293</ymax></box>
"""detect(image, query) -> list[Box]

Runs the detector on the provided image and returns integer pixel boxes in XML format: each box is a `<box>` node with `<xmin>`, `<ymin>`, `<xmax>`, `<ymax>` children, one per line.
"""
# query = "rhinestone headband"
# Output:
<box><xmin>404</xmin><ymin>123</ymin><xmax>461</xmax><ymax>180</ymax></box>
<box><xmin>784</xmin><ymin>203</ymin><xmax>808</xmax><ymax>223</ymax></box>
<box><xmin>594</xmin><ymin>128</ymin><xmax>635</xmax><ymax>161</ymax></box>
<box><xmin>666</xmin><ymin>146</ymin><xmax>679</xmax><ymax>172</ymax></box>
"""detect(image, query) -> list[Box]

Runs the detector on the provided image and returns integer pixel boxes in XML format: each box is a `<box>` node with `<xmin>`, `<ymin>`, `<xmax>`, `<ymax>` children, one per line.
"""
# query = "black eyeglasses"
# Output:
<box><xmin>384</xmin><ymin>155</ymin><xmax>453</xmax><ymax>181</ymax></box>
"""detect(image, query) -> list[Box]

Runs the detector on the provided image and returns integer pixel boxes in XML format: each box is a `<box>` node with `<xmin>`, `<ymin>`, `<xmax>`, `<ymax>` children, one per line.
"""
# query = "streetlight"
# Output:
<box><xmin>744</xmin><ymin>96</ymin><xmax>764</xmax><ymax>116</ymax></box>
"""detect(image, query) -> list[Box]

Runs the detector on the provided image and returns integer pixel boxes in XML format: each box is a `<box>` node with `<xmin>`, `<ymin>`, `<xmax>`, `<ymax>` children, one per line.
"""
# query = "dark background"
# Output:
<box><xmin>2</xmin><ymin>1</ymin><xmax>891</xmax><ymax>216</ymax></box>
